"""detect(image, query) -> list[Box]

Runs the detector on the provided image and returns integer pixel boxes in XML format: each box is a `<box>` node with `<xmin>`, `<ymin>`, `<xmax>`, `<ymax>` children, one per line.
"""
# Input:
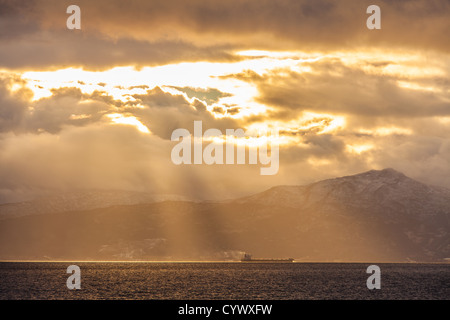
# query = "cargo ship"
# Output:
<box><xmin>240</xmin><ymin>253</ymin><xmax>294</xmax><ymax>263</ymax></box>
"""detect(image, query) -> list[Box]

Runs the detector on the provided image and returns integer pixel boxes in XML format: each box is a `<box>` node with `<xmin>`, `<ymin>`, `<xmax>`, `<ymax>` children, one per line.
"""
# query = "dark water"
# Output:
<box><xmin>0</xmin><ymin>262</ymin><xmax>448</xmax><ymax>300</ymax></box>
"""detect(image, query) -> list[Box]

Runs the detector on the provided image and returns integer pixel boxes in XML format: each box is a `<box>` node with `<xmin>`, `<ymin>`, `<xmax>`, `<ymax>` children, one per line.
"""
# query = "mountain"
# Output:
<box><xmin>236</xmin><ymin>168</ymin><xmax>450</xmax><ymax>213</ymax></box>
<box><xmin>233</xmin><ymin>168</ymin><xmax>450</xmax><ymax>261</ymax></box>
<box><xmin>0</xmin><ymin>169</ymin><xmax>448</xmax><ymax>262</ymax></box>
<box><xmin>0</xmin><ymin>190</ymin><xmax>192</xmax><ymax>220</ymax></box>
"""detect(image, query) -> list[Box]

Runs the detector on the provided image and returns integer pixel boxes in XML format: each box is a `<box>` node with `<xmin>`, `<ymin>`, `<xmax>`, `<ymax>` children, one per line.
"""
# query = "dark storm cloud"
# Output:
<box><xmin>131</xmin><ymin>87</ymin><xmax>240</xmax><ymax>139</ymax></box>
<box><xmin>239</xmin><ymin>58</ymin><xmax>450</xmax><ymax>120</ymax></box>
<box><xmin>169</xmin><ymin>86</ymin><xmax>232</xmax><ymax>105</ymax></box>
<box><xmin>225</xmin><ymin>106</ymin><xmax>241</xmax><ymax>116</ymax></box>
<box><xmin>212</xmin><ymin>106</ymin><xmax>225</xmax><ymax>115</ymax></box>
<box><xmin>26</xmin><ymin>92</ymin><xmax>110</xmax><ymax>134</ymax></box>
<box><xmin>1</xmin><ymin>0</ymin><xmax>449</xmax><ymax>69</ymax></box>
<box><xmin>0</xmin><ymin>76</ymin><xmax>29</xmax><ymax>133</ymax></box>
<box><xmin>0</xmin><ymin>32</ymin><xmax>238</xmax><ymax>70</ymax></box>
<box><xmin>1</xmin><ymin>79</ymin><xmax>242</xmax><ymax>138</ymax></box>
<box><xmin>0</xmin><ymin>78</ymin><xmax>116</xmax><ymax>134</ymax></box>
<box><xmin>280</xmin><ymin>117</ymin><xmax>334</xmax><ymax>136</ymax></box>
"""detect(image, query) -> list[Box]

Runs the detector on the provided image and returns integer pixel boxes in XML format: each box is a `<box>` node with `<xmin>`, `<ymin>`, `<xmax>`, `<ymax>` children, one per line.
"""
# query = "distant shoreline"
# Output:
<box><xmin>1</xmin><ymin>260</ymin><xmax>449</xmax><ymax>264</ymax></box>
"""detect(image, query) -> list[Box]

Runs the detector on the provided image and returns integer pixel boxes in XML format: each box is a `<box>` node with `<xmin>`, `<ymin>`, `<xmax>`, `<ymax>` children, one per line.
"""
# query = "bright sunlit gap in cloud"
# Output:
<box><xmin>19</xmin><ymin>51</ymin><xmax>331</xmax><ymax>121</ymax></box>
<box><xmin>17</xmin><ymin>49</ymin><xmax>448</xmax><ymax>130</ymax></box>
<box><xmin>396</xmin><ymin>81</ymin><xmax>441</xmax><ymax>93</ymax></box>
<box><xmin>201</xmin><ymin>133</ymin><xmax>289</xmax><ymax>148</ymax></box>
<box><xmin>107</xmin><ymin>113</ymin><xmax>150</xmax><ymax>134</ymax></box>
<box><xmin>358</xmin><ymin>127</ymin><xmax>413</xmax><ymax>136</ymax></box>
<box><xmin>346</xmin><ymin>144</ymin><xmax>374</xmax><ymax>154</ymax></box>
<box><xmin>21</xmin><ymin>55</ymin><xmax>303</xmax><ymax>104</ymax></box>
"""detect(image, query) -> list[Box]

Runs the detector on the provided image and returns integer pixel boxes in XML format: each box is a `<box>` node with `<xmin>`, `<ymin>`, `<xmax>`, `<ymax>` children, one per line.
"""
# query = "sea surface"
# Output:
<box><xmin>0</xmin><ymin>262</ymin><xmax>448</xmax><ymax>300</ymax></box>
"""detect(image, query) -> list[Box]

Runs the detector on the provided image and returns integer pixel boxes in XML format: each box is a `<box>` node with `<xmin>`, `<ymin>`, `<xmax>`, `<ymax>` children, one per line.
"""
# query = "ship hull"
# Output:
<box><xmin>240</xmin><ymin>259</ymin><xmax>294</xmax><ymax>263</ymax></box>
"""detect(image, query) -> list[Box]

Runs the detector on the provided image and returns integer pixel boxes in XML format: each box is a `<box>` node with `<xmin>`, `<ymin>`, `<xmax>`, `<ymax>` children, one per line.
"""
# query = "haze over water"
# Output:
<box><xmin>1</xmin><ymin>262</ymin><xmax>448</xmax><ymax>300</ymax></box>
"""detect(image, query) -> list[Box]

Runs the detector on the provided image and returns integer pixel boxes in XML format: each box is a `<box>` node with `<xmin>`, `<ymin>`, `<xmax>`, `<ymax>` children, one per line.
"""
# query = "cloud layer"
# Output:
<box><xmin>0</xmin><ymin>1</ymin><xmax>449</xmax><ymax>202</ymax></box>
<box><xmin>1</xmin><ymin>0</ymin><xmax>449</xmax><ymax>69</ymax></box>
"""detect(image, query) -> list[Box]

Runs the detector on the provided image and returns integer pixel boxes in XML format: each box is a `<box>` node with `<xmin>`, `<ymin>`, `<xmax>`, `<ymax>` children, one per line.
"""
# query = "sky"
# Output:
<box><xmin>0</xmin><ymin>0</ymin><xmax>449</xmax><ymax>203</ymax></box>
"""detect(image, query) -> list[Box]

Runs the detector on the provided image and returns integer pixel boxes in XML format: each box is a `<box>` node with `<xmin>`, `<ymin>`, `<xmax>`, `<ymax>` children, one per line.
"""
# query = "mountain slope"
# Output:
<box><xmin>233</xmin><ymin>168</ymin><xmax>450</xmax><ymax>261</ymax></box>
<box><xmin>0</xmin><ymin>169</ymin><xmax>448</xmax><ymax>262</ymax></box>
<box><xmin>237</xmin><ymin>168</ymin><xmax>450</xmax><ymax>215</ymax></box>
<box><xmin>0</xmin><ymin>190</ymin><xmax>192</xmax><ymax>220</ymax></box>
